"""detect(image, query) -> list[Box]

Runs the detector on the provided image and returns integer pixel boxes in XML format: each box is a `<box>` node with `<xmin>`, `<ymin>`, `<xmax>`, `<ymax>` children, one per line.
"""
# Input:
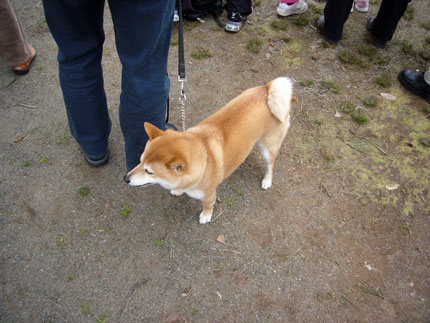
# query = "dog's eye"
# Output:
<box><xmin>145</xmin><ymin>169</ymin><xmax>153</xmax><ymax>175</ymax></box>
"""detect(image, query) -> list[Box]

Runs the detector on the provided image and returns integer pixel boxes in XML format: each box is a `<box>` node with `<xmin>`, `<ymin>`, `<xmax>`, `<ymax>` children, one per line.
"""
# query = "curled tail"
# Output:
<box><xmin>267</xmin><ymin>77</ymin><xmax>296</xmax><ymax>123</ymax></box>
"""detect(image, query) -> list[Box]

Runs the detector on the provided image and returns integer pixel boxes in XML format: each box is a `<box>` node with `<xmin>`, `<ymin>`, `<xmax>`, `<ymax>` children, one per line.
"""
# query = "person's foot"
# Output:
<box><xmin>355</xmin><ymin>0</ymin><xmax>369</xmax><ymax>12</ymax></box>
<box><xmin>366</xmin><ymin>18</ymin><xmax>386</xmax><ymax>48</ymax></box>
<box><xmin>225</xmin><ymin>12</ymin><xmax>247</xmax><ymax>33</ymax></box>
<box><xmin>276</xmin><ymin>0</ymin><xmax>308</xmax><ymax>17</ymax></box>
<box><xmin>316</xmin><ymin>15</ymin><xmax>338</xmax><ymax>45</ymax></box>
<box><xmin>13</xmin><ymin>44</ymin><xmax>36</xmax><ymax>75</ymax></box>
<box><xmin>86</xmin><ymin>150</ymin><xmax>109</xmax><ymax>167</ymax></box>
<box><xmin>398</xmin><ymin>69</ymin><xmax>430</xmax><ymax>103</ymax></box>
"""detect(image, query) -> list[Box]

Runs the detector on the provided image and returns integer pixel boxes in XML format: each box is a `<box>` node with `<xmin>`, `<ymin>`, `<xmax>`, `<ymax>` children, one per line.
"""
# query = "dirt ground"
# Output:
<box><xmin>1</xmin><ymin>0</ymin><xmax>429</xmax><ymax>322</ymax></box>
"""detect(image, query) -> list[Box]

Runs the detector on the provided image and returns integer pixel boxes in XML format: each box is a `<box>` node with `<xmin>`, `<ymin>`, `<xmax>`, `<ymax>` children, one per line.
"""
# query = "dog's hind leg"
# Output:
<box><xmin>258</xmin><ymin>122</ymin><xmax>289</xmax><ymax>190</ymax></box>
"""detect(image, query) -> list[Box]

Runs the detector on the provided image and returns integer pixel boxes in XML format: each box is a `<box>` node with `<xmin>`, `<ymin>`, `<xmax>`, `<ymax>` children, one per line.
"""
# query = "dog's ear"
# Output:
<box><xmin>166</xmin><ymin>158</ymin><xmax>185</xmax><ymax>174</ymax></box>
<box><xmin>145</xmin><ymin>122</ymin><xmax>164</xmax><ymax>140</ymax></box>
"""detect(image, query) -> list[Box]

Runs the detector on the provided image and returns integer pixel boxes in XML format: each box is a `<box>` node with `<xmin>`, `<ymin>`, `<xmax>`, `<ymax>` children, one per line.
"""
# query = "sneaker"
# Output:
<box><xmin>277</xmin><ymin>0</ymin><xmax>308</xmax><ymax>17</ymax></box>
<box><xmin>225</xmin><ymin>12</ymin><xmax>247</xmax><ymax>33</ymax></box>
<box><xmin>316</xmin><ymin>15</ymin><xmax>338</xmax><ymax>45</ymax></box>
<box><xmin>398</xmin><ymin>69</ymin><xmax>430</xmax><ymax>103</ymax></box>
<box><xmin>86</xmin><ymin>151</ymin><xmax>109</xmax><ymax>167</ymax></box>
<box><xmin>366</xmin><ymin>18</ymin><xmax>386</xmax><ymax>48</ymax></box>
<box><xmin>355</xmin><ymin>0</ymin><xmax>369</xmax><ymax>12</ymax></box>
<box><xmin>13</xmin><ymin>44</ymin><xmax>36</xmax><ymax>75</ymax></box>
<box><xmin>173</xmin><ymin>9</ymin><xmax>179</xmax><ymax>22</ymax></box>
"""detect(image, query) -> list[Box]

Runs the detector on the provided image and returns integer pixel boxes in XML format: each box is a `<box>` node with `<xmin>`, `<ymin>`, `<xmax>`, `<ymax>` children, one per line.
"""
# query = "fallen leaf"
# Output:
<box><xmin>386</xmin><ymin>183</ymin><xmax>400</xmax><ymax>190</ymax></box>
<box><xmin>380</xmin><ymin>92</ymin><xmax>396</xmax><ymax>101</ymax></box>
<box><xmin>335</xmin><ymin>111</ymin><xmax>342</xmax><ymax>118</ymax></box>
<box><xmin>216</xmin><ymin>235</ymin><xmax>226</xmax><ymax>245</ymax></box>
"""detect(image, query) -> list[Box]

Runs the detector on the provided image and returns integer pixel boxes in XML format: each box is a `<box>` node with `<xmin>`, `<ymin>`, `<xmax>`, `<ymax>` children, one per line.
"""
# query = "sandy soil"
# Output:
<box><xmin>1</xmin><ymin>0</ymin><xmax>429</xmax><ymax>322</ymax></box>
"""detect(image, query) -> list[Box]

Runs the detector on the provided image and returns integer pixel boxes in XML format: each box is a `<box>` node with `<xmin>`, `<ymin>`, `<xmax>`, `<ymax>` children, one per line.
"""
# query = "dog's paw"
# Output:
<box><xmin>170</xmin><ymin>190</ymin><xmax>184</xmax><ymax>196</ymax></box>
<box><xmin>199</xmin><ymin>212</ymin><xmax>212</xmax><ymax>224</ymax></box>
<box><xmin>261</xmin><ymin>177</ymin><xmax>272</xmax><ymax>190</ymax></box>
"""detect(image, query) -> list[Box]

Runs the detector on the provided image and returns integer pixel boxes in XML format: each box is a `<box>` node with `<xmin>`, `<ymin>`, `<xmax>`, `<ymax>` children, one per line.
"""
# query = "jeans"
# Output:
<box><xmin>42</xmin><ymin>0</ymin><xmax>175</xmax><ymax>170</ymax></box>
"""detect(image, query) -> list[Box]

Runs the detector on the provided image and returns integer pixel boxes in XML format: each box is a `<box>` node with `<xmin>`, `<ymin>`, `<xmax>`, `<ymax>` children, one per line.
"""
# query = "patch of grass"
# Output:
<box><xmin>292</xmin><ymin>15</ymin><xmax>310</xmax><ymax>27</ymax></box>
<box><xmin>153</xmin><ymin>239</ymin><xmax>165</xmax><ymax>247</ymax></box>
<box><xmin>37</xmin><ymin>66</ymin><xmax>44</xmax><ymax>71</ymax></box>
<box><xmin>23</xmin><ymin>160</ymin><xmax>32</xmax><ymax>167</ymax></box>
<box><xmin>375</xmin><ymin>56</ymin><xmax>390</xmax><ymax>66</ymax></box>
<box><xmin>340</xmin><ymin>101</ymin><xmax>355</xmax><ymax>114</ymax></box>
<box><xmin>313</xmin><ymin>120</ymin><xmax>323</xmax><ymax>126</ymax></box>
<box><xmin>96</xmin><ymin>314</ymin><xmax>108</xmax><ymax>323</ymax></box>
<box><xmin>418</xmin><ymin>137</ymin><xmax>430</xmax><ymax>148</ymax></box>
<box><xmin>363</xmin><ymin>96</ymin><xmax>379</xmax><ymax>108</ymax></box>
<box><xmin>81</xmin><ymin>302</ymin><xmax>91</xmax><ymax>315</ymax></box>
<box><xmin>338</xmin><ymin>50</ymin><xmax>367</xmax><ymax>68</ymax></box>
<box><xmin>403</xmin><ymin>6</ymin><xmax>414</xmax><ymax>21</ymax></box>
<box><xmin>357</xmin><ymin>45</ymin><xmax>377</xmax><ymax>60</ymax></box>
<box><xmin>351</xmin><ymin>110</ymin><xmax>369</xmax><ymax>125</ymax></box>
<box><xmin>320</xmin><ymin>80</ymin><xmax>340</xmax><ymax>93</ymax></box>
<box><xmin>56</xmin><ymin>133</ymin><xmax>69</xmax><ymax>144</ymax></box>
<box><xmin>282</xmin><ymin>37</ymin><xmax>292</xmax><ymax>44</ymax></box>
<box><xmin>170</xmin><ymin>39</ymin><xmax>178</xmax><ymax>46</ymax></box>
<box><xmin>246</xmin><ymin>39</ymin><xmax>263</xmax><ymax>54</ymax></box>
<box><xmin>320</xmin><ymin>146</ymin><xmax>336</xmax><ymax>162</ymax></box>
<box><xmin>321</xmin><ymin>40</ymin><xmax>331</xmax><ymax>48</ymax></box>
<box><xmin>78</xmin><ymin>186</ymin><xmax>90</xmax><ymax>197</ymax></box>
<box><xmin>400</xmin><ymin>40</ymin><xmax>415</xmax><ymax>56</ymax></box>
<box><xmin>271</xmin><ymin>19</ymin><xmax>289</xmax><ymax>31</ymax></box>
<box><xmin>191</xmin><ymin>46</ymin><xmax>212</xmax><ymax>59</ymax></box>
<box><xmin>67</xmin><ymin>276</ymin><xmax>74</xmax><ymax>281</ymax></box>
<box><xmin>80</xmin><ymin>228</ymin><xmax>89</xmax><ymax>236</ymax></box>
<box><xmin>226</xmin><ymin>196</ymin><xmax>236</xmax><ymax>209</ymax></box>
<box><xmin>308</xmin><ymin>3</ymin><xmax>323</xmax><ymax>14</ymax></box>
<box><xmin>120</xmin><ymin>203</ymin><xmax>130</xmax><ymax>218</ymax></box>
<box><xmin>254</xmin><ymin>0</ymin><xmax>262</xmax><ymax>6</ymax></box>
<box><xmin>419</xmin><ymin>50</ymin><xmax>430</xmax><ymax>61</ymax></box>
<box><xmin>420</xmin><ymin>22</ymin><xmax>430</xmax><ymax>31</ymax></box>
<box><xmin>423</xmin><ymin>106</ymin><xmax>430</xmax><ymax>118</ymax></box>
<box><xmin>40</xmin><ymin>157</ymin><xmax>49</xmax><ymax>164</ymax></box>
<box><xmin>375</xmin><ymin>73</ymin><xmax>392</xmax><ymax>88</ymax></box>
<box><xmin>298</xmin><ymin>80</ymin><xmax>314</xmax><ymax>87</ymax></box>
<box><xmin>57</xmin><ymin>237</ymin><xmax>66</xmax><ymax>248</ymax></box>
<box><xmin>9</xmin><ymin>158</ymin><xmax>15</xmax><ymax>164</ymax></box>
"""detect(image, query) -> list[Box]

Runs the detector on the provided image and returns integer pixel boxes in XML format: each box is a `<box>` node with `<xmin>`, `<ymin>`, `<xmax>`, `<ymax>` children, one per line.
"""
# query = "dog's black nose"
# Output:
<box><xmin>124</xmin><ymin>174</ymin><xmax>130</xmax><ymax>184</ymax></box>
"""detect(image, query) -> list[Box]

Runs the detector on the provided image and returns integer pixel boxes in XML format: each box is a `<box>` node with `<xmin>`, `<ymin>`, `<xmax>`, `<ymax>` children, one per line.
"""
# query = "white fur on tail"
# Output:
<box><xmin>267</xmin><ymin>77</ymin><xmax>293</xmax><ymax>123</ymax></box>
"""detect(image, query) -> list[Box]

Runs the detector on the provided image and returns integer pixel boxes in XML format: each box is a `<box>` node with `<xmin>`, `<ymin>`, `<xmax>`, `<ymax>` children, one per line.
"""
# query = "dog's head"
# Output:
<box><xmin>124</xmin><ymin>123</ymin><xmax>206</xmax><ymax>191</ymax></box>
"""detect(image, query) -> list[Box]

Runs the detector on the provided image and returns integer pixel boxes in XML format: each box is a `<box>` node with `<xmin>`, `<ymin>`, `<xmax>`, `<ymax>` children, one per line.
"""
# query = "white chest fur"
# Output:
<box><xmin>185</xmin><ymin>189</ymin><xmax>205</xmax><ymax>200</ymax></box>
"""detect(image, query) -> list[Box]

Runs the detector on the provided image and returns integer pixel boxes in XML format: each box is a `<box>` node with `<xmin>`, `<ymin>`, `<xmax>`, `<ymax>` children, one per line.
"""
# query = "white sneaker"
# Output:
<box><xmin>276</xmin><ymin>1</ymin><xmax>308</xmax><ymax>17</ymax></box>
<box><xmin>173</xmin><ymin>9</ymin><xmax>179</xmax><ymax>22</ymax></box>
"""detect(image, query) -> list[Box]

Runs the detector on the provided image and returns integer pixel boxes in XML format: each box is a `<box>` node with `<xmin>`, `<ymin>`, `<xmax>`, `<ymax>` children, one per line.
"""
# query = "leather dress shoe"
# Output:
<box><xmin>13</xmin><ymin>44</ymin><xmax>36</xmax><ymax>75</ymax></box>
<box><xmin>398</xmin><ymin>69</ymin><xmax>430</xmax><ymax>103</ymax></box>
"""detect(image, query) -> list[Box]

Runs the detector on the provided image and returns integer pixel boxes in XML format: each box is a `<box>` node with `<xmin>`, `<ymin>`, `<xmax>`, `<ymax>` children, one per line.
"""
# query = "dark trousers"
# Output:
<box><xmin>42</xmin><ymin>0</ymin><xmax>174</xmax><ymax>170</ymax></box>
<box><xmin>225</xmin><ymin>0</ymin><xmax>252</xmax><ymax>16</ymax></box>
<box><xmin>324</xmin><ymin>0</ymin><xmax>409</xmax><ymax>42</ymax></box>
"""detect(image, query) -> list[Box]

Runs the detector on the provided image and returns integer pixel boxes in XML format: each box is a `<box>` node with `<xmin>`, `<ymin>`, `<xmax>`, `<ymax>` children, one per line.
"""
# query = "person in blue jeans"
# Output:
<box><xmin>42</xmin><ymin>0</ymin><xmax>175</xmax><ymax>170</ymax></box>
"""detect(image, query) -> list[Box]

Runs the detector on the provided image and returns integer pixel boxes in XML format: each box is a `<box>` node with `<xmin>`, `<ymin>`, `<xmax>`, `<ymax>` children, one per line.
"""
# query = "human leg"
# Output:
<box><xmin>108</xmin><ymin>0</ymin><xmax>174</xmax><ymax>170</ymax></box>
<box><xmin>0</xmin><ymin>0</ymin><xmax>33</xmax><ymax>67</ymax></box>
<box><xmin>42</xmin><ymin>0</ymin><xmax>111</xmax><ymax>161</ymax></box>
<box><xmin>319</xmin><ymin>0</ymin><xmax>354</xmax><ymax>42</ymax></box>
<box><xmin>370</xmin><ymin>0</ymin><xmax>409</xmax><ymax>43</ymax></box>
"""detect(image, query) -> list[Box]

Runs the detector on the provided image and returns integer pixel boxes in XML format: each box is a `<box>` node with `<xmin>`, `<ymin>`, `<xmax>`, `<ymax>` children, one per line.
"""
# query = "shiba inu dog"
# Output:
<box><xmin>124</xmin><ymin>77</ymin><xmax>297</xmax><ymax>224</ymax></box>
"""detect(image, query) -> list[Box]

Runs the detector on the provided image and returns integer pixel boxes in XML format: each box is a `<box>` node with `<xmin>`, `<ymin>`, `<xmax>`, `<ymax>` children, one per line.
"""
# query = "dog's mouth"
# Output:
<box><xmin>135</xmin><ymin>183</ymin><xmax>154</xmax><ymax>188</ymax></box>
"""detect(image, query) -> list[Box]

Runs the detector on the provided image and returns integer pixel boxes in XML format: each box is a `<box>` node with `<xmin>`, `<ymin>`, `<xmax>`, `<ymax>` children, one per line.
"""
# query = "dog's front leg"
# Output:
<box><xmin>199</xmin><ymin>192</ymin><xmax>216</xmax><ymax>224</ymax></box>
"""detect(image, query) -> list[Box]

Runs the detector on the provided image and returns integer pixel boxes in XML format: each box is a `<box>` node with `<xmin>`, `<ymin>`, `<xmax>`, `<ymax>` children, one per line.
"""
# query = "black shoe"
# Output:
<box><xmin>86</xmin><ymin>151</ymin><xmax>109</xmax><ymax>167</ymax></box>
<box><xmin>366</xmin><ymin>18</ymin><xmax>386</xmax><ymax>48</ymax></box>
<box><xmin>316</xmin><ymin>16</ymin><xmax>338</xmax><ymax>45</ymax></box>
<box><xmin>398</xmin><ymin>69</ymin><xmax>430</xmax><ymax>103</ymax></box>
